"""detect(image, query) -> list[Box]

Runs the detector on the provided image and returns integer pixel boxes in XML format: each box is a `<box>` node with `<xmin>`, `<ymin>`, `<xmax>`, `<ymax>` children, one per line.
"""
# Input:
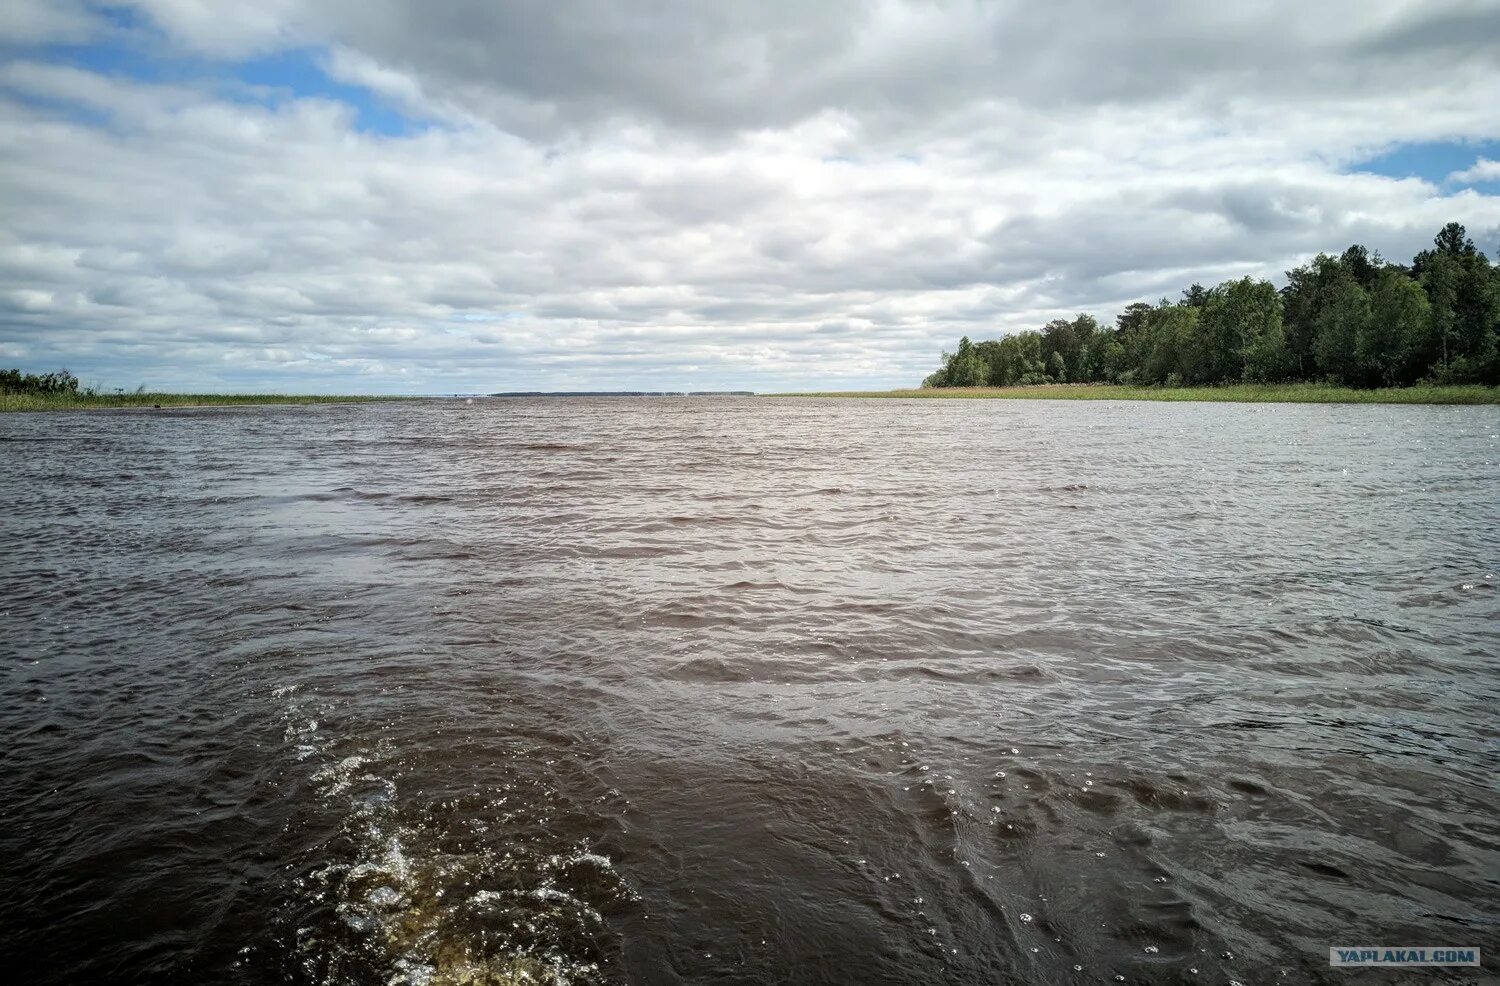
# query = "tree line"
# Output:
<box><xmin>0</xmin><ymin>368</ymin><xmax>89</xmax><ymax>395</ymax></box>
<box><xmin>922</xmin><ymin>222</ymin><xmax>1500</xmax><ymax>389</ymax></box>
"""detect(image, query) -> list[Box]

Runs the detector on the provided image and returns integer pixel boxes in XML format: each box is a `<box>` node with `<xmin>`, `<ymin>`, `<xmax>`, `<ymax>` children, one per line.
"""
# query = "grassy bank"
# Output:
<box><xmin>0</xmin><ymin>392</ymin><xmax>408</xmax><ymax>413</ymax></box>
<box><xmin>769</xmin><ymin>383</ymin><xmax>1500</xmax><ymax>404</ymax></box>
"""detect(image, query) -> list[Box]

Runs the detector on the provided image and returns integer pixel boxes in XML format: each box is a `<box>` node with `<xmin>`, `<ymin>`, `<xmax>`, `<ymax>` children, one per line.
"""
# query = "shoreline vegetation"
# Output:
<box><xmin>771</xmin><ymin>383</ymin><xmax>1500</xmax><ymax>404</ymax></box>
<box><xmin>920</xmin><ymin>222</ymin><xmax>1500</xmax><ymax>395</ymax></box>
<box><xmin>0</xmin><ymin>363</ymin><xmax>429</xmax><ymax>413</ymax></box>
<box><xmin>2</xmin><ymin>366</ymin><xmax>410</xmax><ymax>413</ymax></box>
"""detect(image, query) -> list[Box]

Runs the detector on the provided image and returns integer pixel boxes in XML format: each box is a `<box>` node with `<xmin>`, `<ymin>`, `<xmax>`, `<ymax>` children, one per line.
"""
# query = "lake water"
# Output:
<box><xmin>2</xmin><ymin>397</ymin><xmax>1497</xmax><ymax>985</ymax></box>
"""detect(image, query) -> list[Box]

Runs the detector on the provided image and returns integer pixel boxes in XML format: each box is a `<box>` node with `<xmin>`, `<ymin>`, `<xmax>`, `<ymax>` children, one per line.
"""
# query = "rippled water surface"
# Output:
<box><xmin>2</xmin><ymin>397</ymin><xmax>1498</xmax><ymax>985</ymax></box>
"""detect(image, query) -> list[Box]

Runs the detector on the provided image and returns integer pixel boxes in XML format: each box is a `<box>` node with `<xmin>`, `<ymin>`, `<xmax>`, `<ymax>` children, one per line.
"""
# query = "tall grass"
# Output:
<box><xmin>768</xmin><ymin>383</ymin><xmax>1500</xmax><ymax>405</ymax></box>
<box><xmin>0</xmin><ymin>392</ymin><xmax>408</xmax><ymax>412</ymax></box>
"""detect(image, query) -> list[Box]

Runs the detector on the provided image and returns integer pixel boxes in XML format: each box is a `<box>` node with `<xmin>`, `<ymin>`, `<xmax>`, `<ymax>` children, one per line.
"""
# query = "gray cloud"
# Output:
<box><xmin>150</xmin><ymin>1</ymin><xmax>1499</xmax><ymax>137</ymax></box>
<box><xmin>1</xmin><ymin>1</ymin><xmax>1498</xmax><ymax>392</ymax></box>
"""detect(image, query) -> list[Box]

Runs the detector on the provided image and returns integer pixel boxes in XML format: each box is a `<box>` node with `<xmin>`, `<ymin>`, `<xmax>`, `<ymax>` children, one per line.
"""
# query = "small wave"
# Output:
<box><xmin>278</xmin><ymin>692</ymin><xmax>632</xmax><ymax>986</ymax></box>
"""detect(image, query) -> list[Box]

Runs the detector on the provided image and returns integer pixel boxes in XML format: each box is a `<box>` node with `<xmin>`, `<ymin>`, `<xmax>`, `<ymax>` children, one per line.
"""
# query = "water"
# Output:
<box><xmin>2</xmin><ymin>397</ymin><xmax>1497</xmax><ymax>985</ymax></box>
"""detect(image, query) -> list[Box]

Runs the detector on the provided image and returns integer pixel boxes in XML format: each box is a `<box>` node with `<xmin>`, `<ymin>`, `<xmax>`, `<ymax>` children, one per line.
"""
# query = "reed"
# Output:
<box><xmin>768</xmin><ymin>383</ymin><xmax>1500</xmax><ymax>404</ymax></box>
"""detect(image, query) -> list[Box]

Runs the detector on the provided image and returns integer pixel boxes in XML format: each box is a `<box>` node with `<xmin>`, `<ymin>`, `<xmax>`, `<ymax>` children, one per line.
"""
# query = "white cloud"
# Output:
<box><xmin>1448</xmin><ymin>157</ymin><xmax>1500</xmax><ymax>184</ymax></box>
<box><xmin>1</xmin><ymin>1</ymin><xmax>1499</xmax><ymax>392</ymax></box>
<box><xmin>0</xmin><ymin>0</ymin><xmax>104</xmax><ymax>45</ymax></box>
<box><xmin>123</xmin><ymin>0</ymin><xmax>309</xmax><ymax>57</ymax></box>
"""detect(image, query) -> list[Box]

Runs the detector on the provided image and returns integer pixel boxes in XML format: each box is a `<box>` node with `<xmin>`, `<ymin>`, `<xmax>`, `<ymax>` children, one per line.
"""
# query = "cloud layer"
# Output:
<box><xmin>3</xmin><ymin>0</ymin><xmax>1500</xmax><ymax>392</ymax></box>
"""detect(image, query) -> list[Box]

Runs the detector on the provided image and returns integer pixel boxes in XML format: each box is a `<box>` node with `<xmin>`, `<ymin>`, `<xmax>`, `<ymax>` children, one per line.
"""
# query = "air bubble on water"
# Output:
<box><xmin>1144</xmin><ymin>945</ymin><xmax>1158</xmax><ymax>954</ymax></box>
<box><xmin>1073</xmin><ymin>964</ymin><xmax>1083</xmax><ymax>972</ymax></box>
<box><xmin>367</xmin><ymin>885</ymin><xmax>401</xmax><ymax>909</ymax></box>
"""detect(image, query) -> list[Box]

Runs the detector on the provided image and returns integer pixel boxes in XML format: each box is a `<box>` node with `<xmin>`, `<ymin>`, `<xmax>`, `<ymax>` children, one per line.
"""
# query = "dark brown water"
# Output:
<box><xmin>2</xmin><ymin>397</ymin><xmax>1497</xmax><ymax>985</ymax></box>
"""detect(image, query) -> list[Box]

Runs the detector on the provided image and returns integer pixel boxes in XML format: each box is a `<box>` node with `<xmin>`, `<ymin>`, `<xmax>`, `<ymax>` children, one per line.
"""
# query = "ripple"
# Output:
<box><xmin>2</xmin><ymin>397</ymin><xmax>1497</xmax><ymax>985</ymax></box>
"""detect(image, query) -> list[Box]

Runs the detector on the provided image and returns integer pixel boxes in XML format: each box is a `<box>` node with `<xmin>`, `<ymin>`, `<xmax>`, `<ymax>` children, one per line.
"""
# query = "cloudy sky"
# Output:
<box><xmin>3</xmin><ymin>0</ymin><xmax>1500</xmax><ymax>393</ymax></box>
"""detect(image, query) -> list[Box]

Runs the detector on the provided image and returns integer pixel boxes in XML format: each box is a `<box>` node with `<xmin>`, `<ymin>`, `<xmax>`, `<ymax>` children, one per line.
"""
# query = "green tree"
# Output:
<box><xmin>1340</xmin><ymin>244</ymin><xmax>1380</xmax><ymax>289</ymax></box>
<box><xmin>1093</xmin><ymin>336</ymin><xmax>1128</xmax><ymax>382</ymax></box>
<box><xmin>1452</xmin><ymin>250</ymin><xmax>1499</xmax><ymax>378</ymax></box>
<box><xmin>1068</xmin><ymin>314</ymin><xmax>1100</xmax><ymax>380</ymax></box>
<box><xmin>913</xmin><ymin>219</ymin><xmax>1492</xmax><ymax>391</ymax></box>
<box><xmin>1134</xmin><ymin>305</ymin><xmax>1199</xmax><ymax>384</ymax></box>
<box><xmin>1180</xmin><ymin>283</ymin><xmax>1210</xmax><ymax>308</ymax></box>
<box><xmin>1313</xmin><ymin>274</ymin><xmax>1370</xmax><ymax>383</ymax></box>
<box><xmin>944</xmin><ymin>336</ymin><xmax>988</xmax><ymax>387</ymax></box>
<box><xmin>1115</xmin><ymin>302</ymin><xmax>1154</xmax><ymax>340</ymax></box>
<box><xmin>1282</xmin><ymin>253</ymin><xmax>1346</xmax><ymax>377</ymax></box>
<box><xmin>1434</xmin><ymin>221</ymin><xmax>1477</xmax><ymax>259</ymax></box>
<box><xmin>974</xmin><ymin>339</ymin><xmax>1007</xmax><ymax>386</ymax></box>
<box><xmin>1011</xmin><ymin>332</ymin><xmax>1048</xmax><ymax>384</ymax></box>
<box><xmin>1198</xmin><ymin>277</ymin><xmax>1288</xmax><ymax>383</ymax></box>
<box><xmin>1412</xmin><ymin>222</ymin><xmax>1497</xmax><ymax>381</ymax></box>
<box><xmin>0</xmin><ymin>368</ymin><xmax>81</xmax><ymax>395</ymax></box>
<box><xmin>1361</xmin><ymin>270</ymin><xmax>1430</xmax><ymax>386</ymax></box>
<box><xmin>1420</xmin><ymin>251</ymin><xmax>1461</xmax><ymax>377</ymax></box>
<box><xmin>1041</xmin><ymin>319</ymin><xmax>1078</xmax><ymax>374</ymax></box>
<box><xmin>1046</xmin><ymin>351</ymin><xmax>1067</xmax><ymax>382</ymax></box>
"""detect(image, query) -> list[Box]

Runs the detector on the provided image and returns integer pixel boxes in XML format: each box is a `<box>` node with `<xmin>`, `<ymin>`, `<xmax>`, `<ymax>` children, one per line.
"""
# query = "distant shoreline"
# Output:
<box><xmin>490</xmin><ymin>391</ymin><xmax>755</xmax><ymax>397</ymax></box>
<box><xmin>767</xmin><ymin>383</ymin><xmax>1500</xmax><ymax>405</ymax></box>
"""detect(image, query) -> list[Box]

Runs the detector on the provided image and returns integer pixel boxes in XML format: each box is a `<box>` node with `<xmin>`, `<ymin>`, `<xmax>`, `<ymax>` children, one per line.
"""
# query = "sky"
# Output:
<box><xmin>2</xmin><ymin>1</ymin><xmax>1500</xmax><ymax>394</ymax></box>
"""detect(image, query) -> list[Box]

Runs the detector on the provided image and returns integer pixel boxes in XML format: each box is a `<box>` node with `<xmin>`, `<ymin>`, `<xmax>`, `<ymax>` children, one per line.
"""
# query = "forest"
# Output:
<box><xmin>921</xmin><ymin>222</ymin><xmax>1500</xmax><ymax>389</ymax></box>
